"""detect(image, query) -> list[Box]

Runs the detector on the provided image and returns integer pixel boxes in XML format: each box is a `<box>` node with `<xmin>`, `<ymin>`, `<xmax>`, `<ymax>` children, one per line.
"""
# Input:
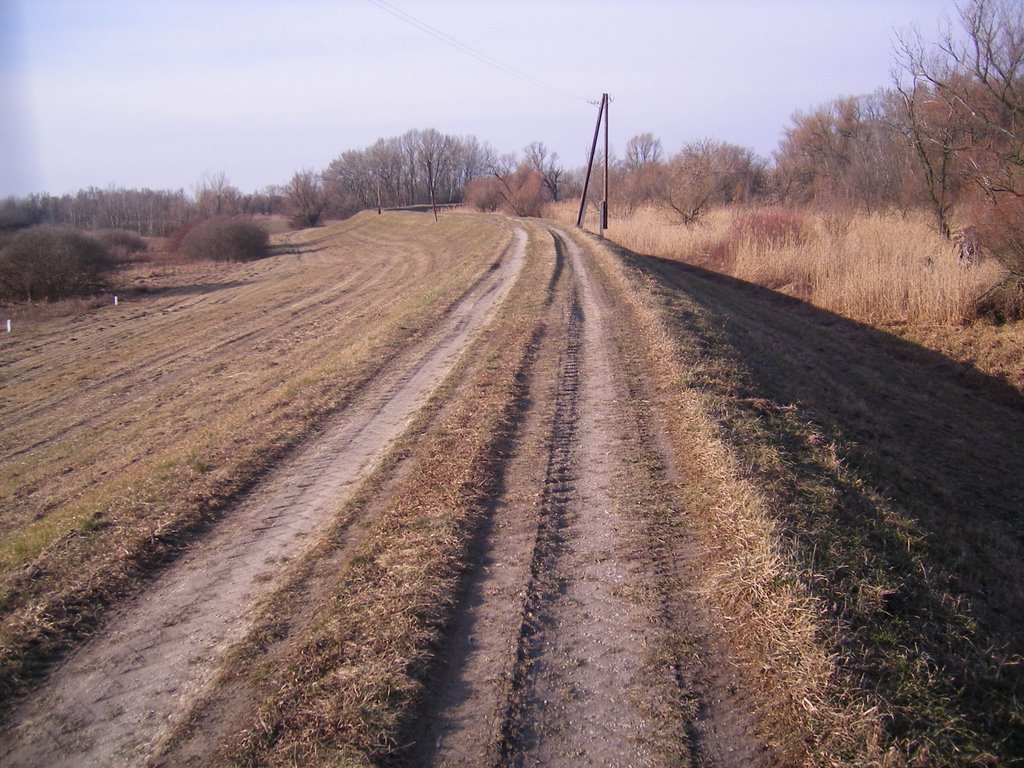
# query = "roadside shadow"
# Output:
<box><xmin>611</xmin><ymin>244</ymin><xmax>1024</xmax><ymax>757</ymax></box>
<box><xmin>268</xmin><ymin>243</ymin><xmax>323</xmax><ymax>257</ymax></box>
<box><xmin>129</xmin><ymin>280</ymin><xmax>254</xmax><ymax>299</ymax></box>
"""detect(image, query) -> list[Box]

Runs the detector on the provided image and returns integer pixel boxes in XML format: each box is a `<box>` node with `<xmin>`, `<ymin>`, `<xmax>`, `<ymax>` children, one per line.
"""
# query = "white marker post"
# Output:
<box><xmin>5</xmin><ymin>319</ymin><xmax>10</xmax><ymax>333</ymax></box>
<box><xmin>114</xmin><ymin>295</ymin><xmax>119</xmax><ymax>306</ymax></box>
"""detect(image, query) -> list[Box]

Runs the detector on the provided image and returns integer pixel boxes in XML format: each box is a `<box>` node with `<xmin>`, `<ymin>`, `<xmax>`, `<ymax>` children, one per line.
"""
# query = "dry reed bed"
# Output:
<box><xmin>571</xmin><ymin>230</ymin><xmax>891</xmax><ymax>764</ymax></box>
<box><xmin>557</xmin><ymin>202</ymin><xmax>1005</xmax><ymax>328</ymax></box>
<box><xmin>202</xmin><ymin>222</ymin><xmax>555</xmax><ymax>765</ymax></box>
<box><xmin>0</xmin><ymin>212</ymin><xmax>508</xmax><ymax>705</ymax></box>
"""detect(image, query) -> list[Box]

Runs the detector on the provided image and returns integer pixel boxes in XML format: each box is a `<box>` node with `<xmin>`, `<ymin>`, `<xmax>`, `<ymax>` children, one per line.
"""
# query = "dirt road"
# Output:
<box><xmin>405</xmin><ymin>228</ymin><xmax>761</xmax><ymax>767</ymax></box>
<box><xmin>0</xmin><ymin>226</ymin><xmax>527</xmax><ymax>767</ymax></box>
<box><xmin>1</xmin><ymin>219</ymin><xmax>804</xmax><ymax>767</ymax></box>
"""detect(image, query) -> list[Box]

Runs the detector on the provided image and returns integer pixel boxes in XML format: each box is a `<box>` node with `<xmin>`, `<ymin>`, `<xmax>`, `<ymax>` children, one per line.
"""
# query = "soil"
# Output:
<box><xmin>0</xmin><ymin>228</ymin><xmax>527</xmax><ymax>768</ymax></box>
<box><xmin>0</xmin><ymin>222</ymin><xmax>775</xmax><ymax>767</ymax></box>
<box><xmin>405</xmin><ymin>229</ymin><xmax>764</xmax><ymax>767</ymax></box>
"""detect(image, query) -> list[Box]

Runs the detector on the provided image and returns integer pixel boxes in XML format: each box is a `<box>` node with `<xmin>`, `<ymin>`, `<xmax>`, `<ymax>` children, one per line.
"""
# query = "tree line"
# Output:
<box><xmin>3</xmin><ymin>0</ymin><xmax>1022</xmax><ymax>270</ymax></box>
<box><xmin>600</xmin><ymin>0</ymin><xmax>1024</xmax><ymax>272</ymax></box>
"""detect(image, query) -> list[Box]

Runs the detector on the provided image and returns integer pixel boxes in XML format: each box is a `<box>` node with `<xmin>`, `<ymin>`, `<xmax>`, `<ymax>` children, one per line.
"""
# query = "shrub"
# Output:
<box><xmin>178</xmin><ymin>217</ymin><xmax>268</xmax><ymax>262</ymax></box>
<box><xmin>464</xmin><ymin>177</ymin><xmax>502</xmax><ymax>212</ymax></box>
<box><xmin>708</xmin><ymin>207</ymin><xmax>811</xmax><ymax>272</ymax></box>
<box><xmin>0</xmin><ymin>226</ymin><xmax>114</xmax><ymax>302</ymax></box>
<box><xmin>93</xmin><ymin>229</ymin><xmax>148</xmax><ymax>263</ymax></box>
<box><xmin>976</xmin><ymin>273</ymin><xmax>1024</xmax><ymax>323</ymax></box>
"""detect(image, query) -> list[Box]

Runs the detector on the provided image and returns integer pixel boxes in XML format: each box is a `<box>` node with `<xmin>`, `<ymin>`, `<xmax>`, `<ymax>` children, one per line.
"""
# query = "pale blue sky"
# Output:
<box><xmin>2</xmin><ymin>0</ymin><xmax>960</xmax><ymax>197</ymax></box>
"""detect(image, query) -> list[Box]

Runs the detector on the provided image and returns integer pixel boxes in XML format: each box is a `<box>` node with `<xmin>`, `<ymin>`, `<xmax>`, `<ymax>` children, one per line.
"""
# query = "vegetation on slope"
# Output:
<box><xmin>580</xmin><ymin>228</ymin><xmax>1024</xmax><ymax>764</ymax></box>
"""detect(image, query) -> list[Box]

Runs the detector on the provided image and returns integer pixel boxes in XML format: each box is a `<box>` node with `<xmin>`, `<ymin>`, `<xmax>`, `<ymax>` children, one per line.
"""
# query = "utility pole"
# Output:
<box><xmin>602</xmin><ymin>93</ymin><xmax>609</xmax><ymax>235</ymax></box>
<box><xmin>576</xmin><ymin>93</ymin><xmax>608</xmax><ymax>229</ymax></box>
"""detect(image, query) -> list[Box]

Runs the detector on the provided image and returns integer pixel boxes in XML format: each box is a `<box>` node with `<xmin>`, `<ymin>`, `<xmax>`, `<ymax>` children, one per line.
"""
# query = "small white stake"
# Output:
<box><xmin>5</xmin><ymin>319</ymin><xmax>10</xmax><ymax>333</ymax></box>
<box><xmin>114</xmin><ymin>295</ymin><xmax>119</xmax><ymax>306</ymax></box>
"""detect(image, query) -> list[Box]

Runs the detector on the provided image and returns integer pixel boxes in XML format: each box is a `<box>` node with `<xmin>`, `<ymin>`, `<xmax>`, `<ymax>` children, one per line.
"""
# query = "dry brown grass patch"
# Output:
<box><xmin>0</xmin><ymin>212</ymin><xmax>510</xmax><ymax>706</ymax></box>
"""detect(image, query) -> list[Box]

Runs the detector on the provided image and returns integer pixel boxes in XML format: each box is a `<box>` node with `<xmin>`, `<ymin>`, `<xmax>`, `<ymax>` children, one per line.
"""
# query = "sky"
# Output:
<box><xmin>1</xmin><ymin>0</ymin><xmax>962</xmax><ymax>198</ymax></box>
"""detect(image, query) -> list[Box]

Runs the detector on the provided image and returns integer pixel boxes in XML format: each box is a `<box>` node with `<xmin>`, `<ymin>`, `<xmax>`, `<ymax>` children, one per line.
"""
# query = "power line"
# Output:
<box><xmin>365</xmin><ymin>0</ymin><xmax>588</xmax><ymax>103</ymax></box>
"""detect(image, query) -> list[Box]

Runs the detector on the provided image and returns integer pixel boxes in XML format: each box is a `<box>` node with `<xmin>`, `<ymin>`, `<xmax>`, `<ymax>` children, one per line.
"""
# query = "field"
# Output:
<box><xmin>1</xmin><ymin>209</ymin><xmax>1022</xmax><ymax>766</ymax></box>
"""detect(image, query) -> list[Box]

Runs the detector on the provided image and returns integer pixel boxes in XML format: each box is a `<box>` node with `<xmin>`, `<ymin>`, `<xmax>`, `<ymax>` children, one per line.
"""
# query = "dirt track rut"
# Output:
<box><xmin>0</xmin><ymin>228</ymin><xmax>527</xmax><ymax>767</ymax></box>
<box><xmin>416</xmin><ymin>229</ymin><xmax>679</xmax><ymax>767</ymax></box>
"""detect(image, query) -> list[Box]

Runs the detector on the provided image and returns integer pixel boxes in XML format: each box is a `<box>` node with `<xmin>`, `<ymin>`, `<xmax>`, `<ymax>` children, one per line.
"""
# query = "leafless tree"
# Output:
<box><xmin>624</xmin><ymin>132</ymin><xmax>663</xmax><ymax>170</ymax></box>
<box><xmin>194</xmin><ymin>171</ymin><xmax>240</xmax><ymax>218</ymax></box>
<box><xmin>489</xmin><ymin>153</ymin><xmax>548</xmax><ymax>217</ymax></box>
<box><xmin>662</xmin><ymin>139</ymin><xmax>765</xmax><ymax>224</ymax></box>
<box><xmin>524</xmin><ymin>141</ymin><xmax>565</xmax><ymax>202</ymax></box>
<box><xmin>286</xmin><ymin>169</ymin><xmax>327</xmax><ymax>227</ymax></box>
<box><xmin>894</xmin><ymin>0</ymin><xmax>1024</xmax><ymax>261</ymax></box>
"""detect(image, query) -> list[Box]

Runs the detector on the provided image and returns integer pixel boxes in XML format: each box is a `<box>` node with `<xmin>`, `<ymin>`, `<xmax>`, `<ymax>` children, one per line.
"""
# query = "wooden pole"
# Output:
<box><xmin>576</xmin><ymin>94</ymin><xmax>607</xmax><ymax>229</ymax></box>
<box><xmin>601</xmin><ymin>92</ymin><xmax>609</xmax><ymax>234</ymax></box>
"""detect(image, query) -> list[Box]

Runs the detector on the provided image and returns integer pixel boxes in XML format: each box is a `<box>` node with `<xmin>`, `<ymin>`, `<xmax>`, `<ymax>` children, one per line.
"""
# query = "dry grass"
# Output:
<box><xmin>571</xmin><ymin>226</ymin><xmax>1024</xmax><ymax>764</ymax></box>
<box><xmin>206</xmin><ymin>221</ymin><xmax>556</xmax><ymax>765</ymax></box>
<box><xmin>566</xmin><ymin>228</ymin><xmax>875</xmax><ymax>764</ymax></box>
<box><xmin>0</xmin><ymin>211</ymin><xmax>509</xmax><ymax>705</ymax></box>
<box><xmin>549</xmin><ymin>201</ymin><xmax>1007</xmax><ymax>327</ymax></box>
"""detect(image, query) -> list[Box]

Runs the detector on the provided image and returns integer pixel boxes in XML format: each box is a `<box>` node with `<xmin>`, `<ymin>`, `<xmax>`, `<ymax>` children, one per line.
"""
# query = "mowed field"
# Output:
<box><xmin>0</xmin><ymin>211</ymin><xmax>510</xmax><ymax>698</ymax></box>
<box><xmin>1</xmin><ymin>210</ymin><xmax>1023</xmax><ymax>767</ymax></box>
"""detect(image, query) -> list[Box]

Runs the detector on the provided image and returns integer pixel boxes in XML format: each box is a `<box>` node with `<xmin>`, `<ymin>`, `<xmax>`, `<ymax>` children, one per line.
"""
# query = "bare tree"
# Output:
<box><xmin>417</xmin><ymin>128</ymin><xmax>453</xmax><ymax>220</ymax></box>
<box><xmin>489</xmin><ymin>153</ymin><xmax>548</xmax><ymax>217</ymax></box>
<box><xmin>894</xmin><ymin>0</ymin><xmax>1024</xmax><ymax>258</ymax></box>
<box><xmin>524</xmin><ymin>141</ymin><xmax>565</xmax><ymax>202</ymax></box>
<box><xmin>893</xmin><ymin>71</ymin><xmax>964</xmax><ymax>237</ymax></box>
<box><xmin>662</xmin><ymin>139</ymin><xmax>764</xmax><ymax>223</ymax></box>
<box><xmin>286</xmin><ymin>169</ymin><xmax>327</xmax><ymax>227</ymax></box>
<box><xmin>617</xmin><ymin>132</ymin><xmax>667</xmax><ymax>211</ymax></box>
<box><xmin>624</xmin><ymin>132</ymin><xmax>663</xmax><ymax>170</ymax></box>
<box><xmin>194</xmin><ymin>171</ymin><xmax>240</xmax><ymax>218</ymax></box>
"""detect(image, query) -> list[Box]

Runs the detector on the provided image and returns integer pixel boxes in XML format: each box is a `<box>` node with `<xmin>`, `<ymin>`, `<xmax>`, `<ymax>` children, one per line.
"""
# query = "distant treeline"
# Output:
<box><xmin>4</xmin><ymin>0</ymin><xmax>1024</xmax><ymax>273</ymax></box>
<box><xmin>0</xmin><ymin>185</ymin><xmax>288</xmax><ymax>238</ymax></box>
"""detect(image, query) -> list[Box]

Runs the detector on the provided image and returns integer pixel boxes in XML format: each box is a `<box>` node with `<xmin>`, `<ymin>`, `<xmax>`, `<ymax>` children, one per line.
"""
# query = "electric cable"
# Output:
<box><xmin>365</xmin><ymin>0</ymin><xmax>589</xmax><ymax>103</ymax></box>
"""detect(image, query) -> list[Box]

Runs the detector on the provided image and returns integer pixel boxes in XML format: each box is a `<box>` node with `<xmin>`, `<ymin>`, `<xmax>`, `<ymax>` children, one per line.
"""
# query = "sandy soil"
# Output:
<box><xmin>0</xmin><ymin>228</ymin><xmax>526</xmax><ymax>767</ymax></box>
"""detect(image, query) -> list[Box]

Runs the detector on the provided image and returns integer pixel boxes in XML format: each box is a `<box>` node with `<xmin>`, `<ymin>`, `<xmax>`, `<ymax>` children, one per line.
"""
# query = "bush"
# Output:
<box><xmin>708</xmin><ymin>207</ymin><xmax>810</xmax><ymax>269</ymax></box>
<box><xmin>93</xmin><ymin>229</ymin><xmax>148</xmax><ymax>263</ymax></box>
<box><xmin>977</xmin><ymin>273</ymin><xmax>1024</xmax><ymax>323</ymax></box>
<box><xmin>178</xmin><ymin>217</ymin><xmax>268</xmax><ymax>262</ymax></box>
<box><xmin>0</xmin><ymin>226</ymin><xmax>114</xmax><ymax>302</ymax></box>
<box><xmin>464</xmin><ymin>177</ymin><xmax>503</xmax><ymax>212</ymax></box>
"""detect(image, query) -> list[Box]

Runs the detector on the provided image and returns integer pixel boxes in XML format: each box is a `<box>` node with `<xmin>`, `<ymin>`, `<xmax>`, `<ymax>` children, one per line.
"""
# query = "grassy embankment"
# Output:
<box><xmin>0</xmin><ymin>211</ymin><xmax>509</xmax><ymax>706</ymax></box>
<box><xmin>566</xmin><ymin>206</ymin><xmax>1024</xmax><ymax>764</ymax></box>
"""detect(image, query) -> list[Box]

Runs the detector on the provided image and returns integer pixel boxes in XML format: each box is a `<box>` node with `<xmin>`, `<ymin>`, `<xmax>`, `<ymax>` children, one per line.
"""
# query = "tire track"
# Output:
<box><xmin>0</xmin><ymin>227</ymin><xmax>527</xmax><ymax>768</ymax></box>
<box><xmin>498</xmin><ymin>260</ymin><xmax>584</xmax><ymax>764</ymax></box>
<box><xmin>417</xmin><ymin>229</ymin><xmax>676</xmax><ymax>767</ymax></box>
